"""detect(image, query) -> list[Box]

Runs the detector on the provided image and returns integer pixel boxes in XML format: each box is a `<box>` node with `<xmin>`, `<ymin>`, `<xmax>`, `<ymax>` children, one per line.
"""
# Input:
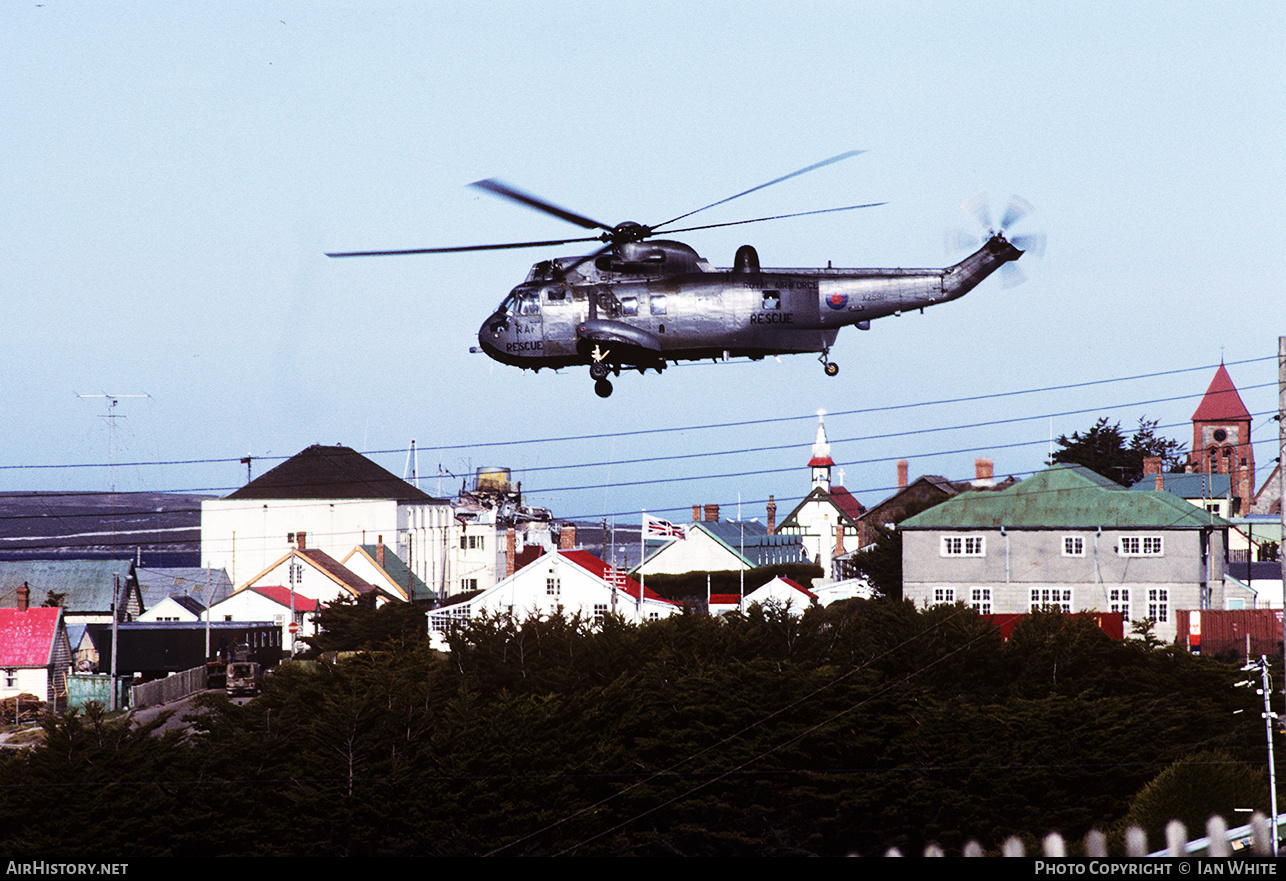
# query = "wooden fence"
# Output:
<box><xmin>129</xmin><ymin>665</ymin><xmax>207</xmax><ymax>709</ymax></box>
<box><xmin>879</xmin><ymin>813</ymin><xmax>1278</xmax><ymax>857</ymax></box>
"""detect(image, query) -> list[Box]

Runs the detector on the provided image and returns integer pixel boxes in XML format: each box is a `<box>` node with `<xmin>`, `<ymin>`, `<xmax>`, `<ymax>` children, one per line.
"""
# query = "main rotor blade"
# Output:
<box><xmin>653</xmin><ymin>150</ymin><xmax>867</xmax><ymax>231</ymax></box>
<box><xmin>326</xmin><ymin>235</ymin><xmax>600</xmax><ymax>258</ymax></box>
<box><xmin>662</xmin><ymin>202</ymin><xmax>886</xmax><ymax>236</ymax></box>
<box><xmin>470</xmin><ymin>178</ymin><xmax>613</xmax><ymax>232</ymax></box>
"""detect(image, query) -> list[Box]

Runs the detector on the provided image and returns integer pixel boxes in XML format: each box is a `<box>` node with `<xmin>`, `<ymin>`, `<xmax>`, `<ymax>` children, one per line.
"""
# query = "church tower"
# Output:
<box><xmin>1189</xmin><ymin>362</ymin><xmax>1254</xmax><ymax>508</ymax></box>
<box><xmin>809</xmin><ymin>410</ymin><xmax>833</xmax><ymax>491</ymax></box>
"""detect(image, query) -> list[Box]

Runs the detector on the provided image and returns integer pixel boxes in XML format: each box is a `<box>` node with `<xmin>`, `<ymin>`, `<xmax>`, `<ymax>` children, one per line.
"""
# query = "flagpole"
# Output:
<box><xmin>639</xmin><ymin>511</ymin><xmax>645</xmax><ymax>617</ymax></box>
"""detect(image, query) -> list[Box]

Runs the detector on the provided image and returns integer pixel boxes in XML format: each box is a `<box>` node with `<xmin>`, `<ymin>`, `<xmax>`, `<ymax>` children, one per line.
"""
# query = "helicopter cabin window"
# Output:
<box><xmin>543</xmin><ymin>285</ymin><xmax>567</xmax><ymax>303</ymax></box>
<box><xmin>620</xmin><ymin>297</ymin><xmax>639</xmax><ymax>317</ymax></box>
<box><xmin>650</xmin><ymin>295</ymin><xmax>666</xmax><ymax>315</ymax></box>
<box><xmin>762</xmin><ymin>290</ymin><xmax>781</xmax><ymax>310</ymax></box>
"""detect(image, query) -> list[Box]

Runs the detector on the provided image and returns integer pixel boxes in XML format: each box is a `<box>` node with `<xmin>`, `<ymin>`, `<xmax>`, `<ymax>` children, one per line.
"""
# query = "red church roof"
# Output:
<box><xmin>0</xmin><ymin>607</ymin><xmax>63</xmax><ymax>666</ymax></box>
<box><xmin>1191</xmin><ymin>363</ymin><xmax>1251</xmax><ymax>423</ymax></box>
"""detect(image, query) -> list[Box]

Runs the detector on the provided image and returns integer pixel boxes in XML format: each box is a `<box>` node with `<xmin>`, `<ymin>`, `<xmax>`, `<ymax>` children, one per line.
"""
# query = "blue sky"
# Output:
<box><xmin>3</xmin><ymin>2</ymin><xmax>1282</xmax><ymax>523</ymax></box>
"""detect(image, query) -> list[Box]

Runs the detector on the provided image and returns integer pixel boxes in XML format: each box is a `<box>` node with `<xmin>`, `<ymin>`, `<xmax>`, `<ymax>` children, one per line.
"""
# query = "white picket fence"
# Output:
<box><xmin>881</xmin><ymin>813</ymin><xmax>1279</xmax><ymax>857</ymax></box>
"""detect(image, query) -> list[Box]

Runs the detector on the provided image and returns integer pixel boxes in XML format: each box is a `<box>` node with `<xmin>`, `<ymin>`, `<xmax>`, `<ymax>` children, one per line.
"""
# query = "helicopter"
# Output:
<box><xmin>327</xmin><ymin>152</ymin><xmax>1042</xmax><ymax>397</ymax></box>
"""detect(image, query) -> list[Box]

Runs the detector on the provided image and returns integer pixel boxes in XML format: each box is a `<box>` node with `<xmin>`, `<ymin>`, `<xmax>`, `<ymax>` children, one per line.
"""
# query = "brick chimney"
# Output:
<box><xmin>835</xmin><ymin>523</ymin><xmax>845</xmax><ymax>556</ymax></box>
<box><xmin>973</xmin><ymin>458</ymin><xmax>994</xmax><ymax>487</ymax></box>
<box><xmin>897</xmin><ymin>459</ymin><xmax>908</xmax><ymax>491</ymax></box>
<box><xmin>692</xmin><ymin>504</ymin><xmax>701</xmax><ymax>523</ymax></box>
<box><xmin>1155</xmin><ymin>472</ymin><xmax>1165</xmax><ymax>491</ymax></box>
<box><xmin>376</xmin><ymin>535</ymin><xmax>385</xmax><ymax>568</ymax></box>
<box><xmin>296</xmin><ymin>531</ymin><xmax>307</xmax><ymax>550</ymax></box>
<box><xmin>559</xmin><ymin>523</ymin><xmax>576</xmax><ymax>549</ymax></box>
<box><xmin>1143</xmin><ymin>457</ymin><xmax>1163</xmax><ymax>477</ymax></box>
<box><xmin>767</xmin><ymin>496</ymin><xmax>777</xmax><ymax>536</ymax></box>
<box><xmin>704</xmin><ymin>504</ymin><xmax>719</xmax><ymax>523</ymax></box>
<box><xmin>506</xmin><ymin>527</ymin><xmax>517</xmax><ymax>578</ymax></box>
<box><xmin>17</xmin><ymin>581</ymin><xmax>30</xmax><ymax>612</ymax></box>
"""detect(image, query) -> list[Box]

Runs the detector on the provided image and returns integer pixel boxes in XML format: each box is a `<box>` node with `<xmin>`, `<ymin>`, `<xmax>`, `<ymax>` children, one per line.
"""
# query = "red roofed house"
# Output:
<box><xmin>429</xmin><ymin>549</ymin><xmax>681</xmax><ymax>636</ymax></box>
<box><xmin>708</xmin><ymin>576</ymin><xmax>819</xmax><ymax>617</ymax></box>
<box><xmin>775</xmin><ymin>411</ymin><xmax>865</xmax><ymax>580</ymax></box>
<box><xmin>0</xmin><ymin>584</ymin><xmax>72</xmax><ymax>709</ymax></box>
<box><xmin>236</xmin><ymin>532</ymin><xmax>396</xmax><ymax>607</ymax></box>
<box><xmin>205</xmin><ymin>585</ymin><xmax>322</xmax><ymax>656</ymax></box>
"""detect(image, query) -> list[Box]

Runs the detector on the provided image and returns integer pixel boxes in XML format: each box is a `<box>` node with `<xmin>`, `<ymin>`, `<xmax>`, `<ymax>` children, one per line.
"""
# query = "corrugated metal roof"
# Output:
<box><xmin>0</xmin><ymin>560</ymin><xmax>136</xmax><ymax>612</ymax></box>
<box><xmin>0</xmin><ymin>607</ymin><xmax>63</xmax><ymax>666</ymax></box>
<box><xmin>357</xmin><ymin>544</ymin><xmax>430</xmax><ymax>601</ymax></box>
<box><xmin>1128</xmin><ymin>472</ymin><xmax>1232</xmax><ymax>498</ymax></box>
<box><xmin>900</xmin><ymin>464</ymin><xmax>1234</xmax><ymax>530</ymax></box>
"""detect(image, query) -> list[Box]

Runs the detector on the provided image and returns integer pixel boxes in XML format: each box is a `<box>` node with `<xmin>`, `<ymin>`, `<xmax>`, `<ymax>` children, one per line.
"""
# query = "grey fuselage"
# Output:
<box><xmin>476</xmin><ymin>235</ymin><xmax>1021</xmax><ymax>370</ymax></box>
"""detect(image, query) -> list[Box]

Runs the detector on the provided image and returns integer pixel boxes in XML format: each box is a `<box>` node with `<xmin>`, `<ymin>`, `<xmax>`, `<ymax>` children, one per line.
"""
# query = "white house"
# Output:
<box><xmin>709</xmin><ymin>576</ymin><xmax>819</xmax><ymax>616</ymax></box>
<box><xmin>204</xmin><ymin>586</ymin><xmax>320</xmax><ymax>655</ymax></box>
<box><xmin>430</xmin><ymin>549</ymin><xmax>681</xmax><ymax>637</ymax></box>
<box><xmin>137</xmin><ymin>595</ymin><xmax>205</xmax><ymax>623</ymax></box>
<box><xmin>0</xmin><ymin>587</ymin><xmax>71</xmax><ymax>708</ymax></box>
<box><xmin>236</xmin><ymin>538</ymin><xmax>394</xmax><ymax>606</ymax></box>
<box><xmin>636</xmin><ymin>518</ymin><xmax>805</xmax><ymax>577</ymax></box>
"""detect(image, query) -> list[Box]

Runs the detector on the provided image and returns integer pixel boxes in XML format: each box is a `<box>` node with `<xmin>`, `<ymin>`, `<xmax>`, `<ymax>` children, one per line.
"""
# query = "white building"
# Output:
<box><xmin>201</xmin><ymin>445</ymin><xmax>454</xmax><ymax>597</ymax></box>
<box><xmin>430</xmin><ymin>549</ymin><xmax>681</xmax><ymax>638</ymax></box>
<box><xmin>204</xmin><ymin>586</ymin><xmax>320</xmax><ymax>655</ymax></box>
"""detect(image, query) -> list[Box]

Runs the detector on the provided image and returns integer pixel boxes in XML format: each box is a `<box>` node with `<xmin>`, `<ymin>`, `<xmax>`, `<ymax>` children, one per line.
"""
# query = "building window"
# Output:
<box><xmin>429</xmin><ymin>605</ymin><xmax>472</xmax><ymax>632</ymax></box>
<box><xmin>460</xmin><ymin>535</ymin><xmax>485</xmax><ymax>551</ymax></box>
<box><xmin>1119</xmin><ymin>536</ymin><xmax>1163</xmax><ymax>557</ymax></box>
<box><xmin>648</xmin><ymin>612</ymin><xmax>660</xmax><ymax>621</ymax></box>
<box><xmin>941</xmin><ymin>536</ymin><xmax>985</xmax><ymax>557</ymax></box>
<box><xmin>460</xmin><ymin>578</ymin><xmax>477</xmax><ymax>592</ymax></box>
<box><xmin>1062</xmin><ymin>536</ymin><xmax>1085</xmax><ymax>557</ymax></box>
<box><xmin>546</xmin><ymin>575</ymin><xmax>560</xmax><ymax>596</ymax></box>
<box><xmin>933</xmin><ymin>587</ymin><xmax>955</xmax><ymax>605</ymax></box>
<box><xmin>593</xmin><ymin>604</ymin><xmax>608</xmax><ymax>624</ymax></box>
<box><xmin>1147</xmin><ymin>588</ymin><xmax>1169</xmax><ymax>622</ymax></box>
<box><xmin>970</xmin><ymin>588</ymin><xmax>992</xmax><ymax>615</ymax></box>
<box><xmin>3</xmin><ymin>669</ymin><xmax>15</xmax><ymax>688</ymax></box>
<box><xmin>1031</xmin><ymin>588</ymin><xmax>1073</xmax><ymax>613</ymax></box>
<box><xmin>1109</xmin><ymin>588</ymin><xmax>1130</xmax><ymax>616</ymax></box>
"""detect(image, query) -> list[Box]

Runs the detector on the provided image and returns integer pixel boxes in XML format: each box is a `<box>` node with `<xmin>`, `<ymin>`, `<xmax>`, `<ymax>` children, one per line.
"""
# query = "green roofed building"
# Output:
<box><xmin>899</xmin><ymin>464</ymin><xmax>1233</xmax><ymax>643</ymax></box>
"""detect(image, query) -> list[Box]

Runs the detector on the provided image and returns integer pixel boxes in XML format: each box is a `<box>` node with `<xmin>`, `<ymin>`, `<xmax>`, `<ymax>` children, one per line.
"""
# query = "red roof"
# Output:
<box><xmin>1191</xmin><ymin>363</ymin><xmax>1251</xmax><ymax>423</ymax></box>
<box><xmin>808</xmin><ymin>456</ymin><xmax>834</xmax><ymax>468</ymax></box>
<box><xmin>775</xmin><ymin>577</ymin><xmax>817</xmax><ymax>599</ymax></box>
<box><xmin>828</xmin><ymin>486</ymin><xmax>866</xmax><ymax>521</ymax></box>
<box><xmin>559</xmin><ymin>550</ymin><xmax>678</xmax><ymax>606</ymax></box>
<box><xmin>0</xmin><ymin>607</ymin><xmax>63</xmax><ymax>666</ymax></box>
<box><xmin>709</xmin><ymin>593</ymin><xmax>742</xmax><ymax>605</ymax></box>
<box><xmin>249</xmin><ymin>585</ymin><xmax>321</xmax><ymax>612</ymax></box>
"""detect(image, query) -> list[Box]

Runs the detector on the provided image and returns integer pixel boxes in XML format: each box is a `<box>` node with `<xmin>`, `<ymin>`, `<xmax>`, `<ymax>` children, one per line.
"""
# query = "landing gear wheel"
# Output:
<box><xmin>589</xmin><ymin>362</ymin><xmax>609</xmax><ymax>381</ymax></box>
<box><xmin>824</xmin><ymin>361</ymin><xmax>839</xmax><ymax>377</ymax></box>
<box><xmin>594</xmin><ymin>379</ymin><xmax>613</xmax><ymax>398</ymax></box>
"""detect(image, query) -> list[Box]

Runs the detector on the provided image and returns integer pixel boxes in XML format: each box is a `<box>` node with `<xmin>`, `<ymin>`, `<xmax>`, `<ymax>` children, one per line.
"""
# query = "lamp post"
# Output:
<box><xmin>1238</xmin><ymin>656</ymin><xmax>1280</xmax><ymax>851</ymax></box>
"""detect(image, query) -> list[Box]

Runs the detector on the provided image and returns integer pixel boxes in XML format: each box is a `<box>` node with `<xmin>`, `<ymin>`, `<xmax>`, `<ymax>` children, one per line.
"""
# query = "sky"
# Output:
<box><xmin>3</xmin><ymin>2</ymin><xmax>1283</xmax><ymax>525</ymax></box>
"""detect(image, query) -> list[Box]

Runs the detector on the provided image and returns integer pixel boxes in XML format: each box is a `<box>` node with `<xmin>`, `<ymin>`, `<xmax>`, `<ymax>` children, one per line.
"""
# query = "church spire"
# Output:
<box><xmin>809</xmin><ymin>409</ymin><xmax>833</xmax><ymax>491</ymax></box>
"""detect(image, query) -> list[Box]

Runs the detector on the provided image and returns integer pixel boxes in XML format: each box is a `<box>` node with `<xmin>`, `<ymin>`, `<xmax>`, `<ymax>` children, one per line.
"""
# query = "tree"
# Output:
<box><xmin>1050</xmin><ymin>417</ymin><xmax>1186</xmax><ymax>486</ymax></box>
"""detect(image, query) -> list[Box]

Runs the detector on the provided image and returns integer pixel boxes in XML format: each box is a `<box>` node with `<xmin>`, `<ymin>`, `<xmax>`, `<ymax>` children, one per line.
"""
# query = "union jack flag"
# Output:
<box><xmin>644</xmin><ymin>515</ymin><xmax>686</xmax><ymax>540</ymax></box>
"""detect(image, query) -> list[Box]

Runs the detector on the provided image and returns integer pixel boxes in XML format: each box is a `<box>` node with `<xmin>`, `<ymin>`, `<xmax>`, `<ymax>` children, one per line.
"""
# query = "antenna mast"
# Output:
<box><xmin>75</xmin><ymin>392</ymin><xmax>150</xmax><ymax>492</ymax></box>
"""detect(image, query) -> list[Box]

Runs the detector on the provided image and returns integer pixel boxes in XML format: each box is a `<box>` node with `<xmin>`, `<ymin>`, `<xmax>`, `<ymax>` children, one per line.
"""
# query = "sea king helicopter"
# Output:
<box><xmin>327</xmin><ymin>152</ymin><xmax>1042</xmax><ymax>397</ymax></box>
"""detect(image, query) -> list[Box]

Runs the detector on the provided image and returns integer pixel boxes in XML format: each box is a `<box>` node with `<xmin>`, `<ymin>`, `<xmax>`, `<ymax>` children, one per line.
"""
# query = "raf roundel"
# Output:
<box><xmin>826</xmin><ymin>292</ymin><xmax>849</xmax><ymax>311</ymax></box>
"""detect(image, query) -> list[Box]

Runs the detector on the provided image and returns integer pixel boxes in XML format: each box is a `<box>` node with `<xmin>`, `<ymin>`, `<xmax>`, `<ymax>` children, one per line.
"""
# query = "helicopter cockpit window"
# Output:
<box><xmin>762</xmin><ymin>290</ymin><xmax>781</xmax><ymax>310</ymax></box>
<box><xmin>650</xmin><ymin>295</ymin><xmax>667</xmax><ymax>316</ymax></box>
<box><xmin>518</xmin><ymin>292</ymin><xmax>541</xmax><ymax>316</ymax></box>
<box><xmin>620</xmin><ymin>296</ymin><xmax>639</xmax><ymax>317</ymax></box>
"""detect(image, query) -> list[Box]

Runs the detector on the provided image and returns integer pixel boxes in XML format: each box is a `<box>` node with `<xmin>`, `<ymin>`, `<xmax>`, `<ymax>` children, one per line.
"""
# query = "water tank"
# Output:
<box><xmin>475</xmin><ymin>466</ymin><xmax>511</xmax><ymax>494</ymax></box>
